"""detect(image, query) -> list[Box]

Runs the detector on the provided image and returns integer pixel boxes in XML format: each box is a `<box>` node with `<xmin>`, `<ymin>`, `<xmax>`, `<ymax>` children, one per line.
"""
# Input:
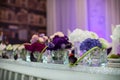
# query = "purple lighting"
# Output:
<box><xmin>87</xmin><ymin>0</ymin><xmax>107</xmax><ymax>39</ymax></box>
<box><xmin>55</xmin><ymin>0</ymin><xmax>77</xmax><ymax>35</ymax></box>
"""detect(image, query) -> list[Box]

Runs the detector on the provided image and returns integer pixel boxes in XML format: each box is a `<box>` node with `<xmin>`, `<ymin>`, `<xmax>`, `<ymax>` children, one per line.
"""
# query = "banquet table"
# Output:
<box><xmin>0</xmin><ymin>59</ymin><xmax>120</xmax><ymax>80</ymax></box>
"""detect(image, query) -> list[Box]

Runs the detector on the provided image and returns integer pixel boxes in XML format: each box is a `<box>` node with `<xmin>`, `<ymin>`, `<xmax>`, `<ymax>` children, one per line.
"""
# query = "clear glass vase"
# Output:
<box><xmin>42</xmin><ymin>50</ymin><xmax>52</xmax><ymax>63</ymax></box>
<box><xmin>51</xmin><ymin>49</ymin><xmax>69</xmax><ymax>64</ymax></box>
<box><xmin>2</xmin><ymin>50</ymin><xmax>13</xmax><ymax>59</ymax></box>
<box><xmin>82</xmin><ymin>49</ymin><xmax>107</xmax><ymax>66</ymax></box>
<box><xmin>74</xmin><ymin>41</ymin><xmax>81</xmax><ymax>58</ymax></box>
<box><xmin>20</xmin><ymin>49</ymin><xmax>28</xmax><ymax>61</ymax></box>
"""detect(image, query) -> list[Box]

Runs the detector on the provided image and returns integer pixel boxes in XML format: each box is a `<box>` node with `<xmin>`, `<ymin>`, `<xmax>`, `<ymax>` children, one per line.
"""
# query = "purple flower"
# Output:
<box><xmin>80</xmin><ymin>38</ymin><xmax>102</xmax><ymax>52</ymax></box>
<box><xmin>47</xmin><ymin>35</ymin><xmax>72</xmax><ymax>50</ymax></box>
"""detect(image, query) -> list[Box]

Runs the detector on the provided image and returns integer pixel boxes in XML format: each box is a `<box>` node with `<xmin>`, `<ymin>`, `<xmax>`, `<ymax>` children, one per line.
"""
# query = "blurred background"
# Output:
<box><xmin>0</xmin><ymin>0</ymin><xmax>120</xmax><ymax>44</ymax></box>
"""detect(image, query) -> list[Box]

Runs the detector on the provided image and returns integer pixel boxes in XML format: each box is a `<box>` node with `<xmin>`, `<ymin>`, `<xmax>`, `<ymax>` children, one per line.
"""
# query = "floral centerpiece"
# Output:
<box><xmin>1</xmin><ymin>44</ymin><xmax>20</xmax><ymax>59</ymax></box>
<box><xmin>47</xmin><ymin>32</ymin><xmax>72</xmax><ymax>64</ymax></box>
<box><xmin>111</xmin><ymin>25</ymin><xmax>120</xmax><ymax>56</ymax></box>
<box><xmin>69</xmin><ymin>28</ymin><xmax>110</xmax><ymax>67</ymax></box>
<box><xmin>68</xmin><ymin>28</ymin><xmax>99</xmax><ymax>57</ymax></box>
<box><xmin>24</xmin><ymin>34</ymin><xmax>48</xmax><ymax>62</ymax></box>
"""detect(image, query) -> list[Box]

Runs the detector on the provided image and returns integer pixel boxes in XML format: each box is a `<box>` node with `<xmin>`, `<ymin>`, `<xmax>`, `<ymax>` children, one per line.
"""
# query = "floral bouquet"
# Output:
<box><xmin>1</xmin><ymin>44</ymin><xmax>20</xmax><ymax>59</ymax></box>
<box><xmin>69</xmin><ymin>29</ymin><xmax>109</xmax><ymax>67</ymax></box>
<box><xmin>24</xmin><ymin>34</ymin><xmax>48</xmax><ymax>62</ymax></box>
<box><xmin>111</xmin><ymin>25</ymin><xmax>120</xmax><ymax>56</ymax></box>
<box><xmin>68</xmin><ymin>28</ymin><xmax>99</xmax><ymax>57</ymax></box>
<box><xmin>47</xmin><ymin>32</ymin><xmax>72</xmax><ymax>64</ymax></box>
<box><xmin>48</xmin><ymin>32</ymin><xmax>72</xmax><ymax>50</ymax></box>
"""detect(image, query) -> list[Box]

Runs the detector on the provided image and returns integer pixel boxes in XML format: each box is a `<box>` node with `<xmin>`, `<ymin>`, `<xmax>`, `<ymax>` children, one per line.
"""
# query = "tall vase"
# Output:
<box><xmin>51</xmin><ymin>49</ymin><xmax>69</xmax><ymax>64</ymax></box>
<box><xmin>111</xmin><ymin>25</ymin><xmax>120</xmax><ymax>55</ymax></box>
<box><xmin>112</xmin><ymin>39</ymin><xmax>120</xmax><ymax>55</ymax></box>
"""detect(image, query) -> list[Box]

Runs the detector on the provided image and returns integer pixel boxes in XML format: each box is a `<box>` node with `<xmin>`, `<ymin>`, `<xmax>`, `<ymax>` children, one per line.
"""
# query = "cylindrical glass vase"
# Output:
<box><xmin>51</xmin><ymin>49</ymin><xmax>69</xmax><ymax>64</ymax></box>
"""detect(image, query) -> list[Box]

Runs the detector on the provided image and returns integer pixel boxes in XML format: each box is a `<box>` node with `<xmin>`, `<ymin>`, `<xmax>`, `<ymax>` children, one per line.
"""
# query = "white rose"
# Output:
<box><xmin>54</xmin><ymin>32</ymin><xmax>64</xmax><ymax>37</ymax></box>
<box><xmin>38</xmin><ymin>37</ymin><xmax>44</xmax><ymax>43</ymax></box>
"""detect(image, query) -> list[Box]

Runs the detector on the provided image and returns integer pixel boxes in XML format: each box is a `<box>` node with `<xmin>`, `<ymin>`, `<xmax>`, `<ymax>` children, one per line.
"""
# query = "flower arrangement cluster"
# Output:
<box><xmin>24</xmin><ymin>34</ymin><xmax>48</xmax><ymax>62</ymax></box>
<box><xmin>0</xmin><ymin>43</ymin><xmax>24</xmax><ymax>59</ymax></box>
<box><xmin>46</xmin><ymin>32</ymin><xmax>72</xmax><ymax>64</ymax></box>
<box><xmin>104</xmin><ymin>25</ymin><xmax>120</xmax><ymax>62</ymax></box>
<box><xmin>69</xmin><ymin>28</ymin><xmax>110</xmax><ymax>50</ymax></box>
<box><xmin>111</xmin><ymin>25</ymin><xmax>120</xmax><ymax>55</ymax></box>
<box><xmin>68</xmin><ymin>28</ymin><xmax>110</xmax><ymax>67</ymax></box>
<box><xmin>111</xmin><ymin>25</ymin><xmax>120</xmax><ymax>40</ymax></box>
<box><xmin>47</xmin><ymin>32</ymin><xmax>72</xmax><ymax>50</ymax></box>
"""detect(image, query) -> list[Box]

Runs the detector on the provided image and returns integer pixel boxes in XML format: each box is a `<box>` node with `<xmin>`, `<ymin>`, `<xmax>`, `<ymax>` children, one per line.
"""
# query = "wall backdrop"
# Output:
<box><xmin>47</xmin><ymin>0</ymin><xmax>120</xmax><ymax>42</ymax></box>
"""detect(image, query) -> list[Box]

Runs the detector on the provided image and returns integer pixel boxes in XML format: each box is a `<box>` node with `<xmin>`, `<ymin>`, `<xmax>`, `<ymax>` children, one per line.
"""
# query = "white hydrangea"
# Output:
<box><xmin>111</xmin><ymin>25</ymin><xmax>120</xmax><ymax>40</ymax></box>
<box><xmin>68</xmin><ymin>28</ymin><xmax>98</xmax><ymax>43</ymax></box>
<box><xmin>111</xmin><ymin>25</ymin><xmax>120</xmax><ymax>54</ymax></box>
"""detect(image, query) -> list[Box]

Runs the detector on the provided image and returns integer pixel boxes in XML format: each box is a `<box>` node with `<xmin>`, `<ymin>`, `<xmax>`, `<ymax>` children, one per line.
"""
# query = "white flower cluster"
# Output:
<box><xmin>111</xmin><ymin>25</ymin><xmax>120</xmax><ymax>40</ymax></box>
<box><xmin>30</xmin><ymin>34</ymin><xmax>48</xmax><ymax>43</ymax></box>
<box><xmin>111</xmin><ymin>25</ymin><xmax>120</xmax><ymax>54</ymax></box>
<box><xmin>68</xmin><ymin>28</ymin><xmax>98</xmax><ymax>43</ymax></box>
<box><xmin>50</xmin><ymin>32</ymin><xmax>64</xmax><ymax>40</ymax></box>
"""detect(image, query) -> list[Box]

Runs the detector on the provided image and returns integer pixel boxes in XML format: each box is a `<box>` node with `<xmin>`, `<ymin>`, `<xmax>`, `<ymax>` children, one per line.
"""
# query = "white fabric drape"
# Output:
<box><xmin>105</xmin><ymin>0</ymin><xmax>120</xmax><ymax>41</ymax></box>
<box><xmin>46</xmin><ymin>0</ymin><xmax>57</xmax><ymax>36</ymax></box>
<box><xmin>47</xmin><ymin>0</ymin><xmax>87</xmax><ymax>36</ymax></box>
<box><xmin>47</xmin><ymin>0</ymin><xmax>120</xmax><ymax>41</ymax></box>
<box><xmin>75</xmin><ymin>0</ymin><xmax>88</xmax><ymax>30</ymax></box>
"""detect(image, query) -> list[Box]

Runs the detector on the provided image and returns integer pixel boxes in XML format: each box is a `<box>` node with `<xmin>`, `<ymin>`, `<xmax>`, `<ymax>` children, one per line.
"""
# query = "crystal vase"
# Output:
<box><xmin>51</xmin><ymin>49</ymin><xmax>69</xmax><ymax>64</ymax></box>
<box><xmin>82</xmin><ymin>49</ymin><xmax>107</xmax><ymax>66</ymax></box>
<box><xmin>20</xmin><ymin>50</ymin><xmax>43</xmax><ymax>62</ymax></box>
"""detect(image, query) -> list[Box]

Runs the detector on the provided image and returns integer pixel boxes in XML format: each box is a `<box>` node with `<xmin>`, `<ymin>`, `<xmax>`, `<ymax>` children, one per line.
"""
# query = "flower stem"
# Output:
<box><xmin>70</xmin><ymin>46</ymin><xmax>100</xmax><ymax>67</ymax></box>
<box><xmin>37</xmin><ymin>46</ymin><xmax>48</xmax><ymax>62</ymax></box>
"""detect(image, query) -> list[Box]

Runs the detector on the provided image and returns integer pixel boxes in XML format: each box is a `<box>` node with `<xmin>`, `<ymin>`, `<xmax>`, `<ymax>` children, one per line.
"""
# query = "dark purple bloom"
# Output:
<box><xmin>80</xmin><ymin>38</ymin><xmax>102</xmax><ymax>52</ymax></box>
<box><xmin>47</xmin><ymin>35</ymin><xmax>72</xmax><ymax>50</ymax></box>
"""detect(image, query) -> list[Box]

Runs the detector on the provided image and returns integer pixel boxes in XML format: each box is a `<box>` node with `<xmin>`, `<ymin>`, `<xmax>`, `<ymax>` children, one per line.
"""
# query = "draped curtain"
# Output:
<box><xmin>47</xmin><ymin>0</ymin><xmax>87</xmax><ymax>36</ymax></box>
<box><xmin>105</xmin><ymin>0</ymin><xmax>120</xmax><ymax>41</ymax></box>
<box><xmin>47</xmin><ymin>0</ymin><xmax>120</xmax><ymax>42</ymax></box>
